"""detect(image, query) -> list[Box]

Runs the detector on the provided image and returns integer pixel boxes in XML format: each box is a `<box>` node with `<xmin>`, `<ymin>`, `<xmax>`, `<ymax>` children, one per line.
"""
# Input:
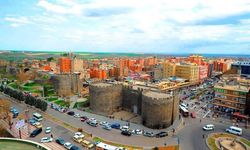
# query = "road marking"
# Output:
<box><xmin>203</xmin><ymin>110</ymin><xmax>211</xmax><ymax>118</ymax></box>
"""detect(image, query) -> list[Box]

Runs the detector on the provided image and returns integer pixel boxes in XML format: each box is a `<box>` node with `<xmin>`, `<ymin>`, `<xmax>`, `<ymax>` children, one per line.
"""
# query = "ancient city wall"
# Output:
<box><xmin>51</xmin><ymin>74</ymin><xmax>71</xmax><ymax>96</ymax></box>
<box><xmin>141</xmin><ymin>91</ymin><xmax>174</xmax><ymax>129</ymax></box>
<box><xmin>89</xmin><ymin>83</ymin><xmax>123</xmax><ymax>115</ymax></box>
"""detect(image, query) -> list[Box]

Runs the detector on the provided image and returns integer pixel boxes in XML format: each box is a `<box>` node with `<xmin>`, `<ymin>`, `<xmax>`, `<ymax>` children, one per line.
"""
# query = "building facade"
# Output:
<box><xmin>175</xmin><ymin>64</ymin><xmax>199</xmax><ymax>82</ymax></box>
<box><xmin>231</xmin><ymin>61</ymin><xmax>250</xmax><ymax>77</ymax></box>
<box><xmin>58</xmin><ymin>57</ymin><xmax>71</xmax><ymax>73</ymax></box>
<box><xmin>162</xmin><ymin>62</ymin><xmax>176</xmax><ymax>78</ymax></box>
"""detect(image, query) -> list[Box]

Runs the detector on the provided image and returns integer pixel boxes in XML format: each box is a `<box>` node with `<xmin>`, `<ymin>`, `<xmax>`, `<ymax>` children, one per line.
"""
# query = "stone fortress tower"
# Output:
<box><xmin>89</xmin><ymin>83</ymin><xmax>122</xmax><ymax>115</ymax></box>
<box><xmin>89</xmin><ymin>82</ymin><xmax>180</xmax><ymax>129</ymax></box>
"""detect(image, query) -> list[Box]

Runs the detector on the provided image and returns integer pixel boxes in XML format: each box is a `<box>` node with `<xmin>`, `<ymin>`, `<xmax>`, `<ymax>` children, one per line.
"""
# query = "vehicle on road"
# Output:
<box><xmin>45</xmin><ymin>127</ymin><xmax>51</xmax><ymax>134</ymax></box>
<box><xmin>180</xmin><ymin>103</ymin><xmax>188</xmax><ymax>109</ymax></box>
<box><xmin>70</xmin><ymin>145</ymin><xmax>81</xmax><ymax>150</ymax></box>
<box><xmin>29</xmin><ymin>118</ymin><xmax>37</xmax><ymax>126</ymax></box>
<box><xmin>121</xmin><ymin>130</ymin><xmax>132</xmax><ymax>136</ymax></box>
<box><xmin>82</xmin><ymin>140</ymin><xmax>94</xmax><ymax>149</ymax></box>
<box><xmin>203</xmin><ymin>124</ymin><xmax>215</xmax><ymax>131</ymax></box>
<box><xmin>34</xmin><ymin>122</ymin><xmax>43</xmax><ymax>128</ymax></box>
<box><xmin>179</xmin><ymin>106</ymin><xmax>189</xmax><ymax>117</ymax></box>
<box><xmin>73</xmin><ymin>132</ymin><xmax>84</xmax><ymax>143</ymax></box>
<box><xmin>191</xmin><ymin>112</ymin><xmax>196</xmax><ymax>118</ymax></box>
<box><xmin>40</xmin><ymin>137</ymin><xmax>53</xmax><ymax>143</ymax></box>
<box><xmin>120</xmin><ymin>126</ymin><xmax>129</xmax><ymax>131</ymax></box>
<box><xmin>226</xmin><ymin>126</ymin><xmax>242</xmax><ymax>135</ymax></box>
<box><xmin>67</xmin><ymin>111</ymin><xmax>75</xmax><ymax>116</ymax></box>
<box><xmin>30</xmin><ymin>128</ymin><xmax>42</xmax><ymax>137</ymax></box>
<box><xmin>155</xmin><ymin>131</ymin><xmax>168</xmax><ymax>138</ymax></box>
<box><xmin>74</xmin><ymin>114</ymin><xmax>81</xmax><ymax>118</ymax></box>
<box><xmin>111</xmin><ymin>123</ymin><xmax>121</xmax><ymax>129</ymax></box>
<box><xmin>80</xmin><ymin>116</ymin><xmax>88</xmax><ymax>122</ymax></box>
<box><xmin>64</xmin><ymin>142</ymin><xmax>73</xmax><ymax>150</ymax></box>
<box><xmin>132</xmin><ymin>129</ymin><xmax>143</xmax><ymax>135</ymax></box>
<box><xmin>74</xmin><ymin>132</ymin><xmax>84</xmax><ymax>138</ymax></box>
<box><xmin>102</xmin><ymin>124</ymin><xmax>112</xmax><ymax>130</ymax></box>
<box><xmin>87</xmin><ymin>118</ymin><xmax>98</xmax><ymax>127</ymax></box>
<box><xmin>99</xmin><ymin>121</ymin><xmax>108</xmax><ymax>126</ymax></box>
<box><xmin>56</xmin><ymin>137</ymin><xmax>65</xmax><ymax>145</ymax></box>
<box><xmin>143</xmin><ymin>131</ymin><xmax>154</xmax><ymax>137</ymax></box>
<box><xmin>33</xmin><ymin>112</ymin><xmax>43</xmax><ymax>122</ymax></box>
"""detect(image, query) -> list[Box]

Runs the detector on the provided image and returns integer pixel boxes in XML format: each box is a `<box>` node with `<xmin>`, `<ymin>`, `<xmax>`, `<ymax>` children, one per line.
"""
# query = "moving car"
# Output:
<box><xmin>80</xmin><ymin>116</ymin><xmax>88</xmax><ymax>122</ymax></box>
<box><xmin>132</xmin><ymin>129</ymin><xmax>143</xmax><ymax>135</ymax></box>
<box><xmin>121</xmin><ymin>130</ymin><xmax>132</xmax><ymax>136</ymax></box>
<box><xmin>203</xmin><ymin>124</ymin><xmax>215</xmax><ymax>131</ymax></box>
<box><xmin>74</xmin><ymin>114</ymin><xmax>81</xmax><ymax>118</ymax></box>
<box><xmin>45</xmin><ymin>127</ymin><xmax>51</xmax><ymax>134</ymax></box>
<box><xmin>226</xmin><ymin>126</ymin><xmax>242</xmax><ymax>135</ymax></box>
<box><xmin>30</xmin><ymin>128</ymin><xmax>42</xmax><ymax>137</ymax></box>
<box><xmin>64</xmin><ymin>142</ymin><xmax>73</xmax><ymax>150</ymax></box>
<box><xmin>55</xmin><ymin>137</ymin><xmax>65</xmax><ymax>145</ymax></box>
<box><xmin>99</xmin><ymin>121</ymin><xmax>108</xmax><ymax>126</ymax></box>
<box><xmin>40</xmin><ymin>137</ymin><xmax>53</xmax><ymax>143</ymax></box>
<box><xmin>155</xmin><ymin>132</ymin><xmax>168</xmax><ymax>138</ymax></box>
<box><xmin>143</xmin><ymin>131</ymin><xmax>154</xmax><ymax>137</ymax></box>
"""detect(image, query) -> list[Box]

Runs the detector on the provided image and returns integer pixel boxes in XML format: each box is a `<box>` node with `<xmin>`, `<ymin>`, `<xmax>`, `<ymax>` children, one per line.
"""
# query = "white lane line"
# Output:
<box><xmin>203</xmin><ymin>110</ymin><xmax>211</xmax><ymax>118</ymax></box>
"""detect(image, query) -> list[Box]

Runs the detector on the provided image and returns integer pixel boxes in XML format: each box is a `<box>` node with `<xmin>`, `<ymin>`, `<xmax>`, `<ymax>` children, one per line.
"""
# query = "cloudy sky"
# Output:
<box><xmin>1</xmin><ymin>0</ymin><xmax>250</xmax><ymax>54</ymax></box>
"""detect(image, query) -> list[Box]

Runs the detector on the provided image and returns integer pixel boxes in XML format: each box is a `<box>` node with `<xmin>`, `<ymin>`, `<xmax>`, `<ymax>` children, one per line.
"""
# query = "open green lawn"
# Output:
<box><xmin>47</xmin><ymin>97</ymin><xmax>58</xmax><ymax>102</ymax></box>
<box><xmin>54</xmin><ymin>100</ymin><xmax>70</xmax><ymax>107</ymax></box>
<box><xmin>0</xmin><ymin>141</ymin><xmax>43</xmax><ymax>150</ymax></box>
<box><xmin>8</xmin><ymin>82</ymin><xmax>18</xmax><ymax>89</ymax></box>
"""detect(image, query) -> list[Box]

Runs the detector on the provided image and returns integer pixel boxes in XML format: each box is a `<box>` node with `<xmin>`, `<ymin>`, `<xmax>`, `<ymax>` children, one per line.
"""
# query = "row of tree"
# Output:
<box><xmin>0</xmin><ymin>85</ymin><xmax>47</xmax><ymax>111</ymax></box>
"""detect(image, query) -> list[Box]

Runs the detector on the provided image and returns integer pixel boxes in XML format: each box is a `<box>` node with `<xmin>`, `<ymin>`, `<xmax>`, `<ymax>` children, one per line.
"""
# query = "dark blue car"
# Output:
<box><xmin>111</xmin><ymin>123</ymin><xmax>120</xmax><ymax>129</ymax></box>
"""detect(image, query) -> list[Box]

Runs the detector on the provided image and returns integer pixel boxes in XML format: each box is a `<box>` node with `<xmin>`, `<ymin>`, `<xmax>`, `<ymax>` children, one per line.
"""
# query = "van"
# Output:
<box><xmin>203</xmin><ymin>124</ymin><xmax>215</xmax><ymax>131</ymax></box>
<box><xmin>30</xmin><ymin>128</ymin><xmax>42</xmax><ymax>137</ymax></box>
<box><xmin>226</xmin><ymin>126</ymin><xmax>242</xmax><ymax>135</ymax></box>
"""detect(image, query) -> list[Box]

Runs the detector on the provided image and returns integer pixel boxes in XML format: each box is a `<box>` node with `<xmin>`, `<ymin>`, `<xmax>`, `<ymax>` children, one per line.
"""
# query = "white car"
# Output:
<box><xmin>120</xmin><ymin>126</ymin><xmax>129</xmax><ymax>131</ymax></box>
<box><xmin>64</xmin><ymin>142</ymin><xmax>73</xmax><ymax>150</ymax></box>
<box><xmin>99</xmin><ymin>121</ymin><xmax>109</xmax><ymax>126</ymax></box>
<box><xmin>40</xmin><ymin>137</ymin><xmax>53</xmax><ymax>143</ymax></box>
<box><xmin>132</xmin><ymin>129</ymin><xmax>143</xmax><ymax>135</ymax></box>
<box><xmin>74</xmin><ymin>132</ymin><xmax>84</xmax><ymax>138</ymax></box>
<box><xmin>74</xmin><ymin>114</ymin><xmax>81</xmax><ymax>118</ymax></box>
<box><xmin>203</xmin><ymin>124</ymin><xmax>215</xmax><ymax>131</ymax></box>
<box><xmin>45</xmin><ymin>127</ymin><xmax>51</xmax><ymax>134</ymax></box>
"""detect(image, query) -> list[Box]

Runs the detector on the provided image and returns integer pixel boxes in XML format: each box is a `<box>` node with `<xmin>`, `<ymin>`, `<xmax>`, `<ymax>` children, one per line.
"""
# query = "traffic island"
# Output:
<box><xmin>206</xmin><ymin>133</ymin><xmax>250</xmax><ymax>150</ymax></box>
<box><xmin>0</xmin><ymin>138</ymin><xmax>51</xmax><ymax>150</ymax></box>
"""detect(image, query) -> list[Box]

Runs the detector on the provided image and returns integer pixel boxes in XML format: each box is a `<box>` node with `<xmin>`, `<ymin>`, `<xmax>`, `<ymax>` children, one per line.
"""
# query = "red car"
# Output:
<box><xmin>191</xmin><ymin>112</ymin><xmax>196</xmax><ymax>118</ymax></box>
<box><xmin>80</xmin><ymin>116</ymin><xmax>88</xmax><ymax>122</ymax></box>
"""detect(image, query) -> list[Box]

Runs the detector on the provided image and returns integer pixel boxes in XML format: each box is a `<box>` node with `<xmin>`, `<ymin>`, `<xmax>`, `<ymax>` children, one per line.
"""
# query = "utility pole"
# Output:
<box><xmin>25</xmin><ymin>110</ymin><xmax>30</xmax><ymax>134</ymax></box>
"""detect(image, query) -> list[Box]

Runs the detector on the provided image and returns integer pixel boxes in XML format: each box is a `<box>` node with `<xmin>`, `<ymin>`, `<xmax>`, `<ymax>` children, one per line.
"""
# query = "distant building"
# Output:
<box><xmin>175</xmin><ymin>64</ymin><xmax>199</xmax><ymax>82</ymax></box>
<box><xmin>162</xmin><ymin>62</ymin><xmax>176</xmax><ymax>78</ymax></box>
<box><xmin>58</xmin><ymin>57</ymin><xmax>71</xmax><ymax>73</ymax></box>
<box><xmin>199</xmin><ymin>65</ymin><xmax>208</xmax><ymax>81</ymax></box>
<box><xmin>231</xmin><ymin>61</ymin><xmax>250</xmax><ymax>77</ymax></box>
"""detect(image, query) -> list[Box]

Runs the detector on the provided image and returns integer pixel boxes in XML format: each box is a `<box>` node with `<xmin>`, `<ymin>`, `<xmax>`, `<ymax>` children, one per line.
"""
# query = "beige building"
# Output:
<box><xmin>71</xmin><ymin>58</ymin><xmax>84</xmax><ymax>72</ymax></box>
<box><xmin>163</xmin><ymin>62</ymin><xmax>176</xmax><ymax>78</ymax></box>
<box><xmin>175</xmin><ymin>64</ymin><xmax>199</xmax><ymax>82</ymax></box>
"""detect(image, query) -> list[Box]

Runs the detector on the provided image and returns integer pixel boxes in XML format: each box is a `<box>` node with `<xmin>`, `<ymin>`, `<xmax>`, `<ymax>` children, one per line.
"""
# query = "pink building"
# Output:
<box><xmin>199</xmin><ymin>65</ymin><xmax>208</xmax><ymax>81</ymax></box>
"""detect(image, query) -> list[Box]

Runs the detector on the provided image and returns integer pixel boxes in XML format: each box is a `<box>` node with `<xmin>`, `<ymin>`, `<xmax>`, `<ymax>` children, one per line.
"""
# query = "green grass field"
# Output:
<box><xmin>0</xmin><ymin>141</ymin><xmax>43</xmax><ymax>150</ymax></box>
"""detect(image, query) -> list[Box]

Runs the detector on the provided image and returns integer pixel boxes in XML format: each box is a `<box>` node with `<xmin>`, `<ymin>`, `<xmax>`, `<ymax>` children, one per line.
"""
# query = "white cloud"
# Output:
<box><xmin>5</xmin><ymin>16</ymin><xmax>31</xmax><ymax>27</ymax></box>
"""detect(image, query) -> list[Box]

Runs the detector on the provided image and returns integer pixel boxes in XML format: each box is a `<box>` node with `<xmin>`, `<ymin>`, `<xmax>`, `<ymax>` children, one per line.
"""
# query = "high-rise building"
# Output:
<box><xmin>189</xmin><ymin>55</ymin><xmax>203</xmax><ymax>65</ymax></box>
<box><xmin>175</xmin><ymin>64</ymin><xmax>199</xmax><ymax>82</ymax></box>
<box><xmin>199</xmin><ymin>65</ymin><xmax>208</xmax><ymax>81</ymax></box>
<box><xmin>58</xmin><ymin>57</ymin><xmax>71</xmax><ymax>73</ymax></box>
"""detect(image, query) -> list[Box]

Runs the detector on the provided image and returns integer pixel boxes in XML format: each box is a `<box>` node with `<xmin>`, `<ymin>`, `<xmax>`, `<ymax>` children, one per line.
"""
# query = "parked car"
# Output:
<box><xmin>88</xmin><ymin>121</ymin><xmax>98</xmax><ymax>127</ymax></box>
<box><xmin>82</xmin><ymin>140</ymin><xmax>94</xmax><ymax>149</ymax></box>
<box><xmin>34</xmin><ymin>122</ymin><xmax>43</xmax><ymax>128</ymax></box>
<box><xmin>99</xmin><ymin>121</ymin><xmax>108</xmax><ymax>126</ymax></box>
<box><xmin>102</xmin><ymin>124</ymin><xmax>112</xmax><ymax>130</ymax></box>
<box><xmin>67</xmin><ymin>111</ymin><xmax>75</xmax><ymax>116</ymax></box>
<box><xmin>64</xmin><ymin>142</ymin><xmax>73</xmax><ymax>150</ymax></box>
<box><xmin>30</xmin><ymin>128</ymin><xmax>42</xmax><ymax>137</ymax></box>
<box><xmin>203</xmin><ymin>124</ymin><xmax>215</xmax><ymax>131</ymax></box>
<box><xmin>70</xmin><ymin>145</ymin><xmax>81</xmax><ymax>150</ymax></box>
<box><xmin>56</xmin><ymin>137</ymin><xmax>65</xmax><ymax>145</ymax></box>
<box><xmin>45</xmin><ymin>127</ymin><xmax>51</xmax><ymax>134</ymax></box>
<box><xmin>29</xmin><ymin>118</ymin><xmax>37</xmax><ymax>126</ymax></box>
<box><xmin>191</xmin><ymin>112</ymin><xmax>196</xmax><ymax>118</ymax></box>
<box><xmin>74</xmin><ymin>114</ymin><xmax>81</xmax><ymax>118</ymax></box>
<box><xmin>132</xmin><ymin>129</ymin><xmax>143</xmax><ymax>135</ymax></box>
<box><xmin>155</xmin><ymin>131</ymin><xmax>168</xmax><ymax>138</ymax></box>
<box><xmin>143</xmin><ymin>131</ymin><xmax>154</xmax><ymax>137</ymax></box>
<box><xmin>120</xmin><ymin>126</ymin><xmax>129</xmax><ymax>131</ymax></box>
<box><xmin>111</xmin><ymin>123</ymin><xmax>121</xmax><ymax>129</ymax></box>
<box><xmin>40</xmin><ymin>137</ymin><xmax>53</xmax><ymax>143</ymax></box>
<box><xmin>121</xmin><ymin>130</ymin><xmax>132</xmax><ymax>136</ymax></box>
<box><xmin>74</xmin><ymin>132</ymin><xmax>84</xmax><ymax>138</ymax></box>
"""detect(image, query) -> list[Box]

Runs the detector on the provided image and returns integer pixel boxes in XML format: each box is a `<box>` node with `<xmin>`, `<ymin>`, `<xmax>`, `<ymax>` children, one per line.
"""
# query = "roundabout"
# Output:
<box><xmin>206</xmin><ymin>133</ymin><xmax>250</xmax><ymax>150</ymax></box>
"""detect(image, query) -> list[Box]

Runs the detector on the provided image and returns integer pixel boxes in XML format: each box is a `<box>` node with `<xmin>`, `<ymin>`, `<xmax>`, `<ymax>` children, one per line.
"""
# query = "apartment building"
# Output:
<box><xmin>162</xmin><ymin>62</ymin><xmax>176</xmax><ymax>78</ymax></box>
<box><xmin>58</xmin><ymin>57</ymin><xmax>71</xmax><ymax>73</ymax></box>
<box><xmin>175</xmin><ymin>64</ymin><xmax>199</xmax><ymax>82</ymax></box>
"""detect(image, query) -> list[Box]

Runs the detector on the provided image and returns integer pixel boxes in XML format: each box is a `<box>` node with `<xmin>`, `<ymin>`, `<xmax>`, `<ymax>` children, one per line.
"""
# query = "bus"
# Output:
<box><xmin>33</xmin><ymin>112</ymin><xmax>43</xmax><ymax>122</ymax></box>
<box><xmin>179</xmin><ymin>106</ymin><xmax>189</xmax><ymax>117</ymax></box>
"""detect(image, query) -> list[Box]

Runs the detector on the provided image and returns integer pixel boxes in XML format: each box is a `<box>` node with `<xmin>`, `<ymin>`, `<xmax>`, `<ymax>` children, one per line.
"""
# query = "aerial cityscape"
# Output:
<box><xmin>0</xmin><ymin>1</ymin><xmax>250</xmax><ymax>150</ymax></box>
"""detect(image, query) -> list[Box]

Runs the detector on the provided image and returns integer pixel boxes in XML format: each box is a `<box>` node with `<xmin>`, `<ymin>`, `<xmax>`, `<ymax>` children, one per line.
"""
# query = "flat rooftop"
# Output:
<box><xmin>143</xmin><ymin>91</ymin><xmax>172</xmax><ymax>99</ymax></box>
<box><xmin>91</xmin><ymin>82</ymin><xmax>113</xmax><ymax>87</ymax></box>
<box><xmin>214</xmin><ymin>84</ymin><xmax>249</xmax><ymax>93</ymax></box>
